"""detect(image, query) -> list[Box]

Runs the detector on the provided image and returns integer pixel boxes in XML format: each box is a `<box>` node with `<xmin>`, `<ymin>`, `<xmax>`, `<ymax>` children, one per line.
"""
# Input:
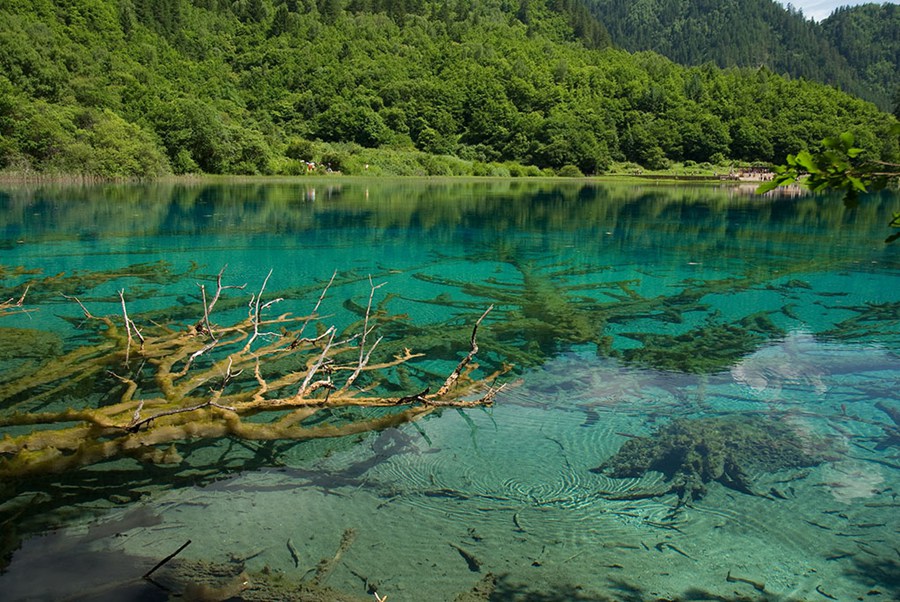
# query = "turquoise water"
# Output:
<box><xmin>1</xmin><ymin>179</ymin><xmax>899</xmax><ymax>601</ymax></box>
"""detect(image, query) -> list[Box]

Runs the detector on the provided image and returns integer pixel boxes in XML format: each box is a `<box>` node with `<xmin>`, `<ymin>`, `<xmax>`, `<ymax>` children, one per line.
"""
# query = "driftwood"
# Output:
<box><xmin>0</xmin><ymin>269</ymin><xmax>507</xmax><ymax>479</ymax></box>
<box><xmin>0</xmin><ymin>285</ymin><xmax>30</xmax><ymax>317</ymax></box>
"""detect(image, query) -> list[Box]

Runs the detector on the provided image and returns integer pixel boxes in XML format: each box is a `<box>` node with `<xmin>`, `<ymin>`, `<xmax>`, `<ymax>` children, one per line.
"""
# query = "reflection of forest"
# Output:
<box><xmin>1</xmin><ymin>180</ymin><xmax>897</xmax><ymax>255</ymax></box>
<box><xmin>3</xmin><ymin>179</ymin><xmax>898</xmax><ymax>376</ymax></box>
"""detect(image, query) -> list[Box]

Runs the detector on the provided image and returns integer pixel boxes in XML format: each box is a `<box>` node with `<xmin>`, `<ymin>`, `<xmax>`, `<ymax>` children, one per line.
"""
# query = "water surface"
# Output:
<box><xmin>1</xmin><ymin>179</ymin><xmax>898</xmax><ymax>601</ymax></box>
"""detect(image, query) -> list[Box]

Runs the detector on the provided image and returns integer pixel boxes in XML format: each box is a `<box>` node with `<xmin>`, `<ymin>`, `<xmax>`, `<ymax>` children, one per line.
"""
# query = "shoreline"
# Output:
<box><xmin>0</xmin><ymin>171</ymin><xmax>809</xmax><ymax>197</ymax></box>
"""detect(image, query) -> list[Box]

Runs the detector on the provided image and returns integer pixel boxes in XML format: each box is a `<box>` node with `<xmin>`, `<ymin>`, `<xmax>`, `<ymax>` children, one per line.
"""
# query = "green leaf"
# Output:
<box><xmin>839</xmin><ymin>131</ymin><xmax>855</xmax><ymax>149</ymax></box>
<box><xmin>793</xmin><ymin>150</ymin><xmax>816</xmax><ymax>172</ymax></box>
<box><xmin>755</xmin><ymin>180</ymin><xmax>779</xmax><ymax>194</ymax></box>
<box><xmin>847</xmin><ymin>176</ymin><xmax>867</xmax><ymax>192</ymax></box>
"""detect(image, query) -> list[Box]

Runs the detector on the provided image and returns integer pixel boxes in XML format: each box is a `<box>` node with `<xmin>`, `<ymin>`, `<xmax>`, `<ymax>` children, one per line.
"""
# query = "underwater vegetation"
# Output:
<box><xmin>620</xmin><ymin>312</ymin><xmax>785</xmax><ymax>373</ymax></box>
<box><xmin>592</xmin><ymin>415</ymin><xmax>830</xmax><ymax>508</ymax></box>
<box><xmin>397</xmin><ymin>245</ymin><xmax>860</xmax><ymax>378</ymax></box>
<box><xmin>4</xmin><ymin>249</ymin><xmax>887</xmax><ymax>489</ymax></box>
<box><xmin>2</xmin><ymin>238</ymin><xmax>899</xmax><ymax>601</ymax></box>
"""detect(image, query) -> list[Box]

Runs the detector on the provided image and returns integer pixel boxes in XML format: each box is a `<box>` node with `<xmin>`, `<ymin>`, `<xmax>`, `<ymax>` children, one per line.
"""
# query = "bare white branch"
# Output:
<box><xmin>298</xmin><ymin>326</ymin><xmax>336</xmax><ymax>397</ymax></box>
<box><xmin>299</xmin><ymin>270</ymin><xmax>338</xmax><ymax>337</ymax></box>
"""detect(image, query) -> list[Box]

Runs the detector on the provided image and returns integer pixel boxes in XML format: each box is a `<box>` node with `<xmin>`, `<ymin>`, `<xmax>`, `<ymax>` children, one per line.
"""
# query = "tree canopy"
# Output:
<box><xmin>0</xmin><ymin>0</ymin><xmax>896</xmax><ymax>177</ymax></box>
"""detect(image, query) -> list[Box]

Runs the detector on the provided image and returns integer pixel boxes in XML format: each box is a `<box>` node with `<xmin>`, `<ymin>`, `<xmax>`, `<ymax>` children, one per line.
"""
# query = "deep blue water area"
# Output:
<box><xmin>1</xmin><ymin>179</ymin><xmax>899</xmax><ymax>601</ymax></box>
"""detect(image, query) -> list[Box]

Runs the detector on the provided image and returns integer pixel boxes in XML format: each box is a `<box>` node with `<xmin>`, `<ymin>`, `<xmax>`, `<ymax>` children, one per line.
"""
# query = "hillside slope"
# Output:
<box><xmin>0</xmin><ymin>0</ymin><xmax>895</xmax><ymax>177</ymax></box>
<box><xmin>822</xmin><ymin>3</ymin><xmax>900</xmax><ymax>112</ymax></box>
<box><xmin>586</xmin><ymin>0</ymin><xmax>896</xmax><ymax>109</ymax></box>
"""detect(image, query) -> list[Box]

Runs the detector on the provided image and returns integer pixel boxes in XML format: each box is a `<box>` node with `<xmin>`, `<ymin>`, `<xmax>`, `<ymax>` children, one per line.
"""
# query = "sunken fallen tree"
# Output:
<box><xmin>0</xmin><ymin>268</ymin><xmax>506</xmax><ymax>480</ymax></box>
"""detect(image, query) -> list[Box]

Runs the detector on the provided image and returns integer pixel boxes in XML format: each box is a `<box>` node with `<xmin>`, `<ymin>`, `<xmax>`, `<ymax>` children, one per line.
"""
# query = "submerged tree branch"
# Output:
<box><xmin>0</xmin><ymin>285</ymin><xmax>31</xmax><ymax>317</ymax></box>
<box><xmin>0</xmin><ymin>269</ymin><xmax>507</xmax><ymax>479</ymax></box>
<box><xmin>435</xmin><ymin>305</ymin><xmax>493</xmax><ymax>398</ymax></box>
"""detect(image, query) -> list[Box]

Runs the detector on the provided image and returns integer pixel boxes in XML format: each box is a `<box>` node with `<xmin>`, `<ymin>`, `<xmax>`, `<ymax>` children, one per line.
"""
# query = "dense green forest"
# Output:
<box><xmin>822</xmin><ymin>3</ymin><xmax>900</xmax><ymax>114</ymax></box>
<box><xmin>0</xmin><ymin>0</ymin><xmax>896</xmax><ymax>178</ymax></box>
<box><xmin>587</xmin><ymin>0</ymin><xmax>900</xmax><ymax>111</ymax></box>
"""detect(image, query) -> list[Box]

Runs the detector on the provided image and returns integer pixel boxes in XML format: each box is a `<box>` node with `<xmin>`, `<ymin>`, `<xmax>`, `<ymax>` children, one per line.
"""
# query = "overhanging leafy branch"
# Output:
<box><xmin>758</xmin><ymin>125</ymin><xmax>900</xmax><ymax>242</ymax></box>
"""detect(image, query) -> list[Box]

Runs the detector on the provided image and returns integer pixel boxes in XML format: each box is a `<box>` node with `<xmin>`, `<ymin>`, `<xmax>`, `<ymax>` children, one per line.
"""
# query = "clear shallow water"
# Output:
<box><xmin>1</xmin><ymin>179</ymin><xmax>899</xmax><ymax>601</ymax></box>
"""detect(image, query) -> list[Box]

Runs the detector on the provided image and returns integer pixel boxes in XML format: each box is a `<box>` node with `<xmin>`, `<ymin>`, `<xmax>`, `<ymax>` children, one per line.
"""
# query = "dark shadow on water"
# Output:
<box><xmin>487</xmin><ymin>574</ymin><xmax>616</xmax><ymax>601</ymax></box>
<box><xmin>486</xmin><ymin>574</ymin><xmax>772</xmax><ymax>602</ymax></box>
<box><xmin>0</xmin><ymin>436</ymin><xmax>334</xmax><ymax>570</ymax></box>
<box><xmin>0</xmin><ymin>539</ymin><xmax>168</xmax><ymax>602</ymax></box>
<box><xmin>846</xmin><ymin>554</ymin><xmax>900</xmax><ymax>600</ymax></box>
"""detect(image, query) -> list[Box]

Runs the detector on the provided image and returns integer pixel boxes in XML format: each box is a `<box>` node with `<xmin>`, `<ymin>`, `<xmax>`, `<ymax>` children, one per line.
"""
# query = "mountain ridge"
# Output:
<box><xmin>585</xmin><ymin>0</ymin><xmax>899</xmax><ymax>110</ymax></box>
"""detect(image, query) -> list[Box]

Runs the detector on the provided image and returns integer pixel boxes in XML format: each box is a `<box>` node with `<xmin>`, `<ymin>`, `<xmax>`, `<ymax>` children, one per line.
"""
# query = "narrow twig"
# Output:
<box><xmin>118</xmin><ymin>290</ymin><xmax>145</xmax><ymax>360</ymax></box>
<box><xmin>14</xmin><ymin>284</ymin><xmax>28</xmax><ymax>306</ymax></box>
<box><xmin>62</xmin><ymin>293</ymin><xmax>95</xmax><ymax>319</ymax></box>
<box><xmin>172</xmin><ymin>339</ymin><xmax>220</xmax><ymax>379</ymax></box>
<box><xmin>197</xmin><ymin>265</ymin><xmax>247</xmax><ymax>338</ymax></box>
<box><xmin>311</xmin><ymin>529</ymin><xmax>357</xmax><ymax>586</ymax></box>
<box><xmin>206</xmin><ymin>265</ymin><xmax>246</xmax><ymax>315</ymax></box>
<box><xmin>120</xmin><ymin>290</ymin><xmax>134</xmax><ymax>363</ymax></box>
<box><xmin>222</xmin><ymin>357</ymin><xmax>242</xmax><ymax>385</ymax></box>
<box><xmin>341</xmin><ymin>276</ymin><xmax>386</xmax><ymax>392</ymax></box>
<box><xmin>299</xmin><ymin>270</ymin><xmax>337</xmax><ymax>338</ymax></box>
<box><xmin>2</xmin><ymin>285</ymin><xmax>30</xmax><ymax>314</ymax></box>
<box><xmin>131</xmin><ymin>400</ymin><xmax>145</xmax><ymax>425</ymax></box>
<box><xmin>426</xmin><ymin>383</ymin><xmax>506</xmax><ymax>407</ymax></box>
<box><xmin>244</xmin><ymin>269</ymin><xmax>277</xmax><ymax>352</ymax></box>
<box><xmin>394</xmin><ymin>387</ymin><xmax>430</xmax><ymax>405</ymax></box>
<box><xmin>125</xmin><ymin>400</ymin><xmax>213</xmax><ymax>432</ymax></box>
<box><xmin>199</xmin><ymin>284</ymin><xmax>213</xmax><ymax>338</ymax></box>
<box><xmin>143</xmin><ymin>540</ymin><xmax>192</xmax><ymax>580</ymax></box>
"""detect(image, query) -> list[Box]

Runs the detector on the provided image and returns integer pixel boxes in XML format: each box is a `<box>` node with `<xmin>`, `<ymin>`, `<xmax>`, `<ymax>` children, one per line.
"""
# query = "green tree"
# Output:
<box><xmin>533</xmin><ymin>111</ymin><xmax>611</xmax><ymax>175</ymax></box>
<box><xmin>314</xmin><ymin>101</ymin><xmax>391</xmax><ymax>147</ymax></box>
<box><xmin>893</xmin><ymin>84</ymin><xmax>900</xmax><ymax>120</ymax></box>
<box><xmin>151</xmin><ymin>99</ymin><xmax>233</xmax><ymax>174</ymax></box>
<box><xmin>0</xmin><ymin>0</ymin><xmax>895</xmax><ymax>178</ymax></box>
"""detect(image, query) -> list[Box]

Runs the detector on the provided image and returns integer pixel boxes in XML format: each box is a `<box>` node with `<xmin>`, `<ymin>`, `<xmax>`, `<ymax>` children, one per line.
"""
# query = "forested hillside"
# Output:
<box><xmin>586</xmin><ymin>0</ymin><xmax>898</xmax><ymax>110</ymax></box>
<box><xmin>0</xmin><ymin>0</ymin><xmax>896</xmax><ymax>178</ymax></box>
<box><xmin>822</xmin><ymin>3</ymin><xmax>900</xmax><ymax>114</ymax></box>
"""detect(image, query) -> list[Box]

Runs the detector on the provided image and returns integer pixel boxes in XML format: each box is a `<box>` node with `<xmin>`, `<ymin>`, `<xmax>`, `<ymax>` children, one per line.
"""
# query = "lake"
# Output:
<box><xmin>1</xmin><ymin>178</ymin><xmax>899</xmax><ymax>601</ymax></box>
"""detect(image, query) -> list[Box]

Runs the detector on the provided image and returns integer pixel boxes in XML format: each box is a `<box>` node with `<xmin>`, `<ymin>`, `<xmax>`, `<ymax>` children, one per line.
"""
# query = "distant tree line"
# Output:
<box><xmin>0</xmin><ymin>0</ymin><xmax>896</xmax><ymax>178</ymax></box>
